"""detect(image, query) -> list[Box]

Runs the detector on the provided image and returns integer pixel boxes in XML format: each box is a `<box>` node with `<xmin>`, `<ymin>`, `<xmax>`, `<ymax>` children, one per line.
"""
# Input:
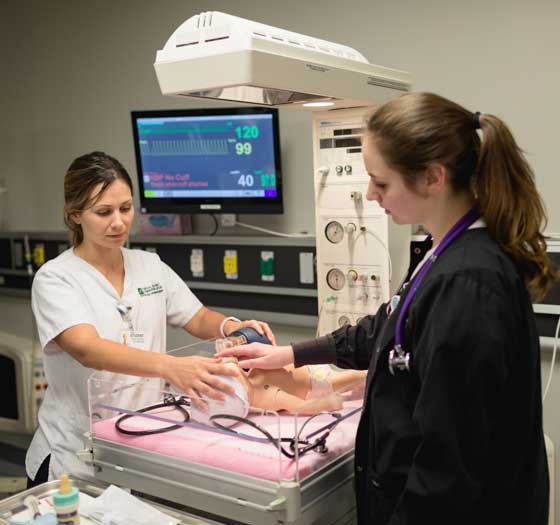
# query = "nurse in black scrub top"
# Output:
<box><xmin>218</xmin><ymin>92</ymin><xmax>558</xmax><ymax>525</ymax></box>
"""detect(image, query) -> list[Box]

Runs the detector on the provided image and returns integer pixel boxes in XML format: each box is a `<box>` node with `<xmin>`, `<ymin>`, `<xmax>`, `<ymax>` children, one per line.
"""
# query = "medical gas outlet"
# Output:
<box><xmin>350</xmin><ymin>191</ymin><xmax>362</xmax><ymax>202</ymax></box>
<box><xmin>338</xmin><ymin>315</ymin><xmax>351</xmax><ymax>327</ymax></box>
<box><xmin>347</xmin><ymin>269</ymin><xmax>375</xmax><ymax>285</ymax></box>
<box><xmin>357</xmin><ymin>293</ymin><xmax>369</xmax><ymax>305</ymax></box>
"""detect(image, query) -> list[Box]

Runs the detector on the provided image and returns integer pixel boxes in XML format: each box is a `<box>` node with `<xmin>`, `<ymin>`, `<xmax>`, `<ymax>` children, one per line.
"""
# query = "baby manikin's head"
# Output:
<box><xmin>189</xmin><ymin>356</ymin><xmax>250</xmax><ymax>427</ymax></box>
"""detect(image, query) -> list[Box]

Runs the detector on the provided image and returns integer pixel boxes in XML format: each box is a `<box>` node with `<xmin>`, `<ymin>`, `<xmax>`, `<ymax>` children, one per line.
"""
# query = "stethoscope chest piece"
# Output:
<box><xmin>388</xmin><ymin>345</ymin><xmax>410</xmax><ymax>375</ymax></box>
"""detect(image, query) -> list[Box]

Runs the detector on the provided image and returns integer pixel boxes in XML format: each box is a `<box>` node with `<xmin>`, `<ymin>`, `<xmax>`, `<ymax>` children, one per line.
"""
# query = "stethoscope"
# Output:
<box><xmin>388</xmin><ymin>208</ymin><xmax>480</xmax><ymax>375</ymax></box>
<box><xmin>113</xmin><ymin>393</ymin><xmax>362</xmax><ymax>459</ymax></box>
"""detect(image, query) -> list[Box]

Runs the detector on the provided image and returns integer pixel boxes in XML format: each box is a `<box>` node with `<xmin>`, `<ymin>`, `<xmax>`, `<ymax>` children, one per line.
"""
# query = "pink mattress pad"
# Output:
<box><xmin>92</xmin><ymin>406</ymin><xmax>361</xmax><ymax>481</ymax></box>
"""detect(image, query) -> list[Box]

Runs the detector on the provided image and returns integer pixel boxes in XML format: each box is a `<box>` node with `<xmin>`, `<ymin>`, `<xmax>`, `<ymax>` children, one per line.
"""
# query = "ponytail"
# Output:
<box><xmin>475</xmin><ymin>114</ymin><xmax>557</xmax><ymax>300</ymax></box>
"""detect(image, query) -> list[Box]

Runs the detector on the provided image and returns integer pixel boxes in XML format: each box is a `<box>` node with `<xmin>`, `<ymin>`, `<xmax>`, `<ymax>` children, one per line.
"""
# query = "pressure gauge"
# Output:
<box><xmin>326</xmin><ymin>268</ymin><xmax>346</xmax><ymax>290</ymax></box>
<box><xmin>325</xmin><ymin>221</ymin><xmax>344</xmax><ymax>244</ymax></box>
<box><xmin>338</xmin><ymin>315</ymin><xmax>351</xmax><ymax>327</ymax></box>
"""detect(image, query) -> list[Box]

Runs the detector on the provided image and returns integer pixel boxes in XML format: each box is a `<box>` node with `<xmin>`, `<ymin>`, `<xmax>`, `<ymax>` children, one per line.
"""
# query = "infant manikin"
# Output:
<box><xmin>190</xmin><ymin>356</ymin><xmax>366</xmax><ymax>426</ymax></box>
<box><xmin>246</xmin><ymin>362</ymin><xmax>366</xmax><ymax>414</ymax></box>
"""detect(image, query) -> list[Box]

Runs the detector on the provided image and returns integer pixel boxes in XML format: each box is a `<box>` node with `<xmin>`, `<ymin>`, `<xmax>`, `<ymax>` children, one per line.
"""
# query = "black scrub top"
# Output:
<box><xmin>293</xmin><ymin>228</ymin><xmax>549</xmax><ymax>525</ymax></box>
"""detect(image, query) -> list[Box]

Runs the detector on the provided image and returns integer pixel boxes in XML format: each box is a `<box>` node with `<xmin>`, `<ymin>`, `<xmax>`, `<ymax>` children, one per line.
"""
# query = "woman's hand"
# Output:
<box><xmin>161</xmin><ymin>355</ymin><xmax>241</xmax><ymax>401</ymax></box>
<box><xmin>225</xmin><ymin>319</ymin><xmax>276</xmax><ymax>345</ymax></box>
<box><xmin>216</xmin><ymin>343</ymin><xmax>294</xmax><ymax>369</ymax></box>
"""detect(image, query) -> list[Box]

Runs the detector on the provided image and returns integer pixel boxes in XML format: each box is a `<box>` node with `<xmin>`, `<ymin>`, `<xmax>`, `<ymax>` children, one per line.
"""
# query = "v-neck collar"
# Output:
<box><xmin>72</xmin><ymin>247</ymin><xmax>129</xmax><ymax>299</ymax></box>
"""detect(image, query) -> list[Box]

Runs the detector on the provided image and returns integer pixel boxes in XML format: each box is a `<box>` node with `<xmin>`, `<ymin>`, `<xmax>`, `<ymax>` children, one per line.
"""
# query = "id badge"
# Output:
<box><xmin>121</xmin><ymin>330</ymin><xmax>146</xmax><ymax>349</ymax></box>
<box><xmin>387</xmin><ymin>294</ymin><xmax>401</xmax><ymax>316</ymax></box>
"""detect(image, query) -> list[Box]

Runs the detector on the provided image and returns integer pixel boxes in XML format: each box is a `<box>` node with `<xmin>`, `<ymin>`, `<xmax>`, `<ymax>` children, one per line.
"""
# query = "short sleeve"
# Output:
<box><xmin>161</xmin><ymin>262</ymin><xmax>203</xmax><ymax>327</ymax></box>
<box><xmin>31</xmin><ymin>268</ymin><xmax>96</xmax><ymax>349</ymax></box>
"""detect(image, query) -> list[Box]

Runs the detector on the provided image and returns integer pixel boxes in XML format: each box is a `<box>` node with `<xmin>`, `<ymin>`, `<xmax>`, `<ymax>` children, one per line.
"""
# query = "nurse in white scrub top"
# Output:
<box><xmin>26</xmin><ymin>151</ymin><xmax>275</xmax><ymax>486</ymax></box>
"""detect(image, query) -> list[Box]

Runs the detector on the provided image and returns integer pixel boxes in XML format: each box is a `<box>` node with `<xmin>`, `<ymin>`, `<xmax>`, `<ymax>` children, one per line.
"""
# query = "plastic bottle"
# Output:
<box><xmin>52</xmin><ymin>474</ymin><xmax>80</xmax><ymax>524</ymax></box>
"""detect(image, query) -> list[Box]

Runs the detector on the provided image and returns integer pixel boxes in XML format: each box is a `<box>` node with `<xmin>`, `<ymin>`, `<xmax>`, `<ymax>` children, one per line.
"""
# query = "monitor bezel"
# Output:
<box><xmin>131</xmin><ymin>107</ymin><xmax>283</xmax><ymax>214</ymax></box>
<box><xmin>0</xmin><ymin>342</ymin><xmax>35</xmax><ymax>433</ymax></box>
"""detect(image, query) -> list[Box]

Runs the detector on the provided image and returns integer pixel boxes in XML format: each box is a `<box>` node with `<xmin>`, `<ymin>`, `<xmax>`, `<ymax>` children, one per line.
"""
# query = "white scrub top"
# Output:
<box><xmin>26</xmin><ymin>247</ymin><xmax>202</xmax><ymax>481</ymax></box>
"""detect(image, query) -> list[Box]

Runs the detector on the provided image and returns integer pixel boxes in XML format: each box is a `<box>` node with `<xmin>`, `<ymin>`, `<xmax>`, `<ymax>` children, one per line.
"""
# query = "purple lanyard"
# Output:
<box><xmin>393</xmin><ymin>208</ymin><xmax>480</xmax><ymax>355</ymax></box>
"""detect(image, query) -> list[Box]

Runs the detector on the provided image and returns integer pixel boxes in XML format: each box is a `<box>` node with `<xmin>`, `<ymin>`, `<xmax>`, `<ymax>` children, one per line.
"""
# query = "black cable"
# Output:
<box><xmin>210</xmin><ymin>413</ymin><xmax>336</xmax><ymax>458</ymax></box>
<box><xmin>114</xmin><ymin>395</ymin><xmax>355</xmax><ymax>459</ymax></box>
<box><xmin>115</xmin><ymin>395</ymin><xmax>190</xmax><ymax>436</ymax></box>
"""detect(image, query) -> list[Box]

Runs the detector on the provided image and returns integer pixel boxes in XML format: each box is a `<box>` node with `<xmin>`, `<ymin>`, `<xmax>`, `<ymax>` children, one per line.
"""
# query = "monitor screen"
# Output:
<box><xmin>131</xmin><ymin>108</ymin><xmax>283</xmax><ymax>214</ymax></box>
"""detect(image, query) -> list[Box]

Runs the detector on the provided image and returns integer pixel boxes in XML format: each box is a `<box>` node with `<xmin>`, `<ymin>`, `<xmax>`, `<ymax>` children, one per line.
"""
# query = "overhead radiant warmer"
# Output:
<box><xmin>154</xmin><ymin>11</ymin><xmax>412</xmax><ymax>334</ymax></box>
<box><xmin>154</xmin><ymin>11</ymin><xmax>410</xmax><ymax>110</ymax></box>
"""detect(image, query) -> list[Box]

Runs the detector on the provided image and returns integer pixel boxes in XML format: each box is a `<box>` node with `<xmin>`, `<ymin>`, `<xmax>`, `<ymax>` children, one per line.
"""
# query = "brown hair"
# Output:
<box><xmin>366</xmin><ymin>92</ymin><xmax>557</xmax><ymax>300</ymax></box>
<box><xmin>63</xmin><ymin>151</ymin><xmax>133</xmax><ymax>246</ymax></box>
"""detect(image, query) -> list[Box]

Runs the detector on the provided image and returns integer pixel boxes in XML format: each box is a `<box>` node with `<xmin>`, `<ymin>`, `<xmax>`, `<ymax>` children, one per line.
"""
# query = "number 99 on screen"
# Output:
<box><xmin>235</xmin><ymin>142</ymin><xmax>253</xmax><ymax>155</ymax></box>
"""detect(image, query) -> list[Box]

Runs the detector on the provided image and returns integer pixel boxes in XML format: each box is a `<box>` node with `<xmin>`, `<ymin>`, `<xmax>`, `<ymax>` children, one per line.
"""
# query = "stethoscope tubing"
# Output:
<box><xmin>390</xmin><ymin>208</ymin><xmax>480</xmax><ymax>372</ymax></box>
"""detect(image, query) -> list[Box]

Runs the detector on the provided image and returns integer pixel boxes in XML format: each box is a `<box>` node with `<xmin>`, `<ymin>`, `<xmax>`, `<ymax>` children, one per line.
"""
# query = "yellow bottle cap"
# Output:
<box><xmin>59</xmin><ymin>473</ymin><xmax>71</xmax><ymax>495</ymax></box>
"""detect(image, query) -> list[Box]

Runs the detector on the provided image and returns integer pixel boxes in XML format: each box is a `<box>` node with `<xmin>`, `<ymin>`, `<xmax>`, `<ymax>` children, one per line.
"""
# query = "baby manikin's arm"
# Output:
<box><xmin>329</xmin><ymin>370</ymin><xmax>367</xmax><ymax>394</ymax></box>
<box><xmin>248</xmin><ymin>366</ymin><xmax>310</xmax><ymax>399</ymax></box>
<box><xmin>251</xmin><ymin>385</ymin><xmax>343</xmax><ymax>415</ymax></box>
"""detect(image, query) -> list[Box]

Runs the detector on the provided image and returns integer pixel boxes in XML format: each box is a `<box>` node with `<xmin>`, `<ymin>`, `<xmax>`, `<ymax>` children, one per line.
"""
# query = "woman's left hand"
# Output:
<box><xmin>225</xmin><ymin>319</ymin><xmax>276</xmax><ymax>345</ymax></box>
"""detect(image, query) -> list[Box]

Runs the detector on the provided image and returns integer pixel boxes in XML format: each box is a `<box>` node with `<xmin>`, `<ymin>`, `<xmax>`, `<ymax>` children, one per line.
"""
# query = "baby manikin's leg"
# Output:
<box><xmin>251</xmin><ymin>385</ymin><xmax>343</xmax><ymax>415</ymax></box>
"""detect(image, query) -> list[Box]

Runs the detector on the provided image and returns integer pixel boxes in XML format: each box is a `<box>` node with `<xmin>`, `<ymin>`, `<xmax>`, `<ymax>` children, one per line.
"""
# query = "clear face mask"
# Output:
<box><xmin>189</xmin><ymin>373</ymin><xmax>249</xmax><ymax>427</ymax></box>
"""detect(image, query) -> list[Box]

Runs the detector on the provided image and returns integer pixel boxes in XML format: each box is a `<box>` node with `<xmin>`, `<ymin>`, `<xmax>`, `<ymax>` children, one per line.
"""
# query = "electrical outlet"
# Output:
<box><xmin>220</xmin><ymin>214</ymin><xmax>237</xmax><ymax>227</ymax></box>
<box><xmin>299</xmin><ymin>252</ymin><xmax>315</xmax><ymax>284</ymax></box>
<box><xmin>223</xmin><ymin>249</ymin><xmax>238</xmax><ymax>279</ymax></box>
<box><xmin>190</xmin><ymin>248</ymin><xmax>204</xmax><ymax>278</ymax></box>
<box><xmin>260</xmin><ymin>251</ymin><xmax>275</xmax><ymax>282</ymax></box>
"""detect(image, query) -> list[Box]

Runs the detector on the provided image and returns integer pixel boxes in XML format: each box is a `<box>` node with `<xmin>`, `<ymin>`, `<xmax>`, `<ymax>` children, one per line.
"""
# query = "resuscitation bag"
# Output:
<box><xmin>190</xmin><ymin>327</ymin><xmax>271</xmax><ymax>426</ymax></box>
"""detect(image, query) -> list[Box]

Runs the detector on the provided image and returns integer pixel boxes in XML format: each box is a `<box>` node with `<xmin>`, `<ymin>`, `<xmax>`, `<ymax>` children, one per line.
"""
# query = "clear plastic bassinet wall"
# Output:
<box><xmin>87</xmin><ymin>337</ymin><xmax>364</xmax><ymax>484</ymax></box>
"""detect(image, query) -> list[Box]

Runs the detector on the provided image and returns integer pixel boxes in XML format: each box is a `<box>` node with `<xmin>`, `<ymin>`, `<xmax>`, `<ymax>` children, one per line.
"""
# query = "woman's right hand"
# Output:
<box><xmin>161</xmin><ymin>355</ymin><xmax>241</xmax><ymax>401</ymax></box>
<box><xmin>216</xmin><ymin>343</ymin><xmax>294</xmax><ymax>369</ymax></box>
